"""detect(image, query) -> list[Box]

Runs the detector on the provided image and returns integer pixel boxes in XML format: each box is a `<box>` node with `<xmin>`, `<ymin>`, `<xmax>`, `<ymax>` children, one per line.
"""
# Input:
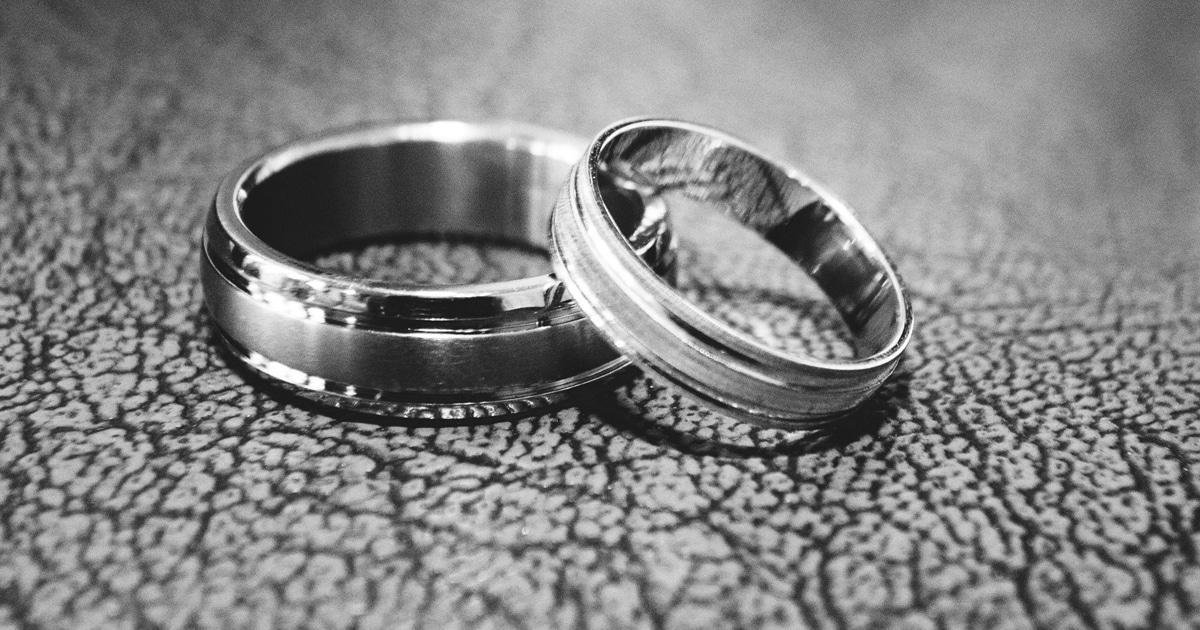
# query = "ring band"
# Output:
<box><xmin>201</xmin><ymin>121</ymin><xmax>673</xmax><ymax>420</ymax></box>
<box><xmin>551</xmin><ymin>118</ymin><xmax>913</xmax><ymax>428</ymax></box>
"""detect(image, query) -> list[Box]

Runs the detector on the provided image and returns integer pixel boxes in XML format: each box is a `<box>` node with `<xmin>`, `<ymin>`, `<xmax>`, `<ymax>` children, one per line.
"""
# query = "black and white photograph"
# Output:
<box><xmin>0</xmin><ymin>1</ymin><xmax>1197</xmax><ymax>628</ymax></box>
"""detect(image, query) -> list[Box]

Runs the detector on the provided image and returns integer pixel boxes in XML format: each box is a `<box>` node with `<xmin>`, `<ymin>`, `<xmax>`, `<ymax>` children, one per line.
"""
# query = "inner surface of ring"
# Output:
<box><xmin>242</xmin><ymin>139</ymin><xmax>570</xmax><ymax>262</ymax></box>
<box><xmin>599</xmin><ymin>126</ymin><xmax>903</xmax><ymax>357</ymax></box>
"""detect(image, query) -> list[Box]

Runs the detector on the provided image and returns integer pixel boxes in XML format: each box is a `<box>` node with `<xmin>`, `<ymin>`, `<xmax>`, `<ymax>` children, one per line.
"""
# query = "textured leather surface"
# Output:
<box><xmin>3</xmin><ymin>1</ymin><xmax>1200</xmax><ymax>628</ymax></box>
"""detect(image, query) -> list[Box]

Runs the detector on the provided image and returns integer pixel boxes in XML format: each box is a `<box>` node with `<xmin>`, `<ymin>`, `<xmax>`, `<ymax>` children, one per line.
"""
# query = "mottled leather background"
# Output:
<box><xmin>2</xmin><ymin>1</ymin><xmax>1199</xmax><ymax>628</ymax></box>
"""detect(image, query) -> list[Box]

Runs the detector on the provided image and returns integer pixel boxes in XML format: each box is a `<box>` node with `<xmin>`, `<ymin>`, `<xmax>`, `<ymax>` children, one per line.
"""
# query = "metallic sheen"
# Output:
<box><xmin>551</xmin><ymin>118</ymin><xmax>913</xmax><ymax>428</ymax></box>
<box><xmin>202</xmin><ymin>121</ymin><xmax>672</xmax><ymax>420</ymax></box>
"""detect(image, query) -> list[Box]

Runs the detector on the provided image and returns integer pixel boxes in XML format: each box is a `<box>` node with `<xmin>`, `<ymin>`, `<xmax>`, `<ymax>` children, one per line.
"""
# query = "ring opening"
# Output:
<box><xmin>598</xmin><ymin>125</ymin><xmax>904</xmax><ymax>359</ymax></box>
<box><xmin>239</xmin><ymin>135</ymin><xmax>653</xmax><ymax>285</ymax></box>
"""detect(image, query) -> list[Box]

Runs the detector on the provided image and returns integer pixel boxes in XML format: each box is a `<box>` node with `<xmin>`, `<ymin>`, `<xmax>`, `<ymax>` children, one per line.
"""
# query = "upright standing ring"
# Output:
<box><xmin>551</xmin><ymin>118</ymin><xmax>913</xmax><ymax>428</ymax></box>
<box><xmin>202</xmin><ymin>121</ymin><xmax>673</xmax><ymax>421</ymax></box>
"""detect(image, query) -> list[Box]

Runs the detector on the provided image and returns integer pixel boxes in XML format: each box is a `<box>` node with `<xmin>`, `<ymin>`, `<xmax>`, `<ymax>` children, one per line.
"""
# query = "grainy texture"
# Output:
<box><xmin>2</xmin><ymin>1</ymin><xmax>1199</xmax><ymax>628</ymax></box>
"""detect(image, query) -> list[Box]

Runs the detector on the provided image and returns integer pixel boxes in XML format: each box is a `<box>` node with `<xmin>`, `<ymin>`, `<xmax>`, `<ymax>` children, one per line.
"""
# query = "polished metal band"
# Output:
<box><xmin>551</xmin><ymin>118</ymin><xmax>913</xmax><ymax>428</ymax></box>
<box><xmin>202</xmin><ymin>121</ymin><xmax>672</xmax><ymax>420</ymax></box>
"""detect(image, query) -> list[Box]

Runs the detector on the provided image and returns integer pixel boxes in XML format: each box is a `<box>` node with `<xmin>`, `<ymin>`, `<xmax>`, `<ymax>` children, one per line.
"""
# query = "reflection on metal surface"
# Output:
<box><xmin>202</xmin><ymin>121</ymin><xmax>673</xmax><ymax>420</ymax></box>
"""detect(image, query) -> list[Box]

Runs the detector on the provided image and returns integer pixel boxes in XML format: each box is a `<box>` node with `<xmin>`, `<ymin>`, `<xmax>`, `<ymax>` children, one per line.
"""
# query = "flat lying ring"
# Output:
<box><xmin>201</xmin><ymin>121</ymin><xmax>673</xmax><ymax>420</ymax></box>
<box><xmin>551</xmin><ymin>118</ymin><xmax>913</xmax><ymax>428</ymax></box>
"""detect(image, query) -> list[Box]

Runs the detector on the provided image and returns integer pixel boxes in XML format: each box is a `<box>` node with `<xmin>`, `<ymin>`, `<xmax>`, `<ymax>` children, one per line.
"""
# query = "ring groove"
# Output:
<box><xmin>550</xmin><ymin>118</ymin><xmax>913</xmax><ymax>427</ymax></box>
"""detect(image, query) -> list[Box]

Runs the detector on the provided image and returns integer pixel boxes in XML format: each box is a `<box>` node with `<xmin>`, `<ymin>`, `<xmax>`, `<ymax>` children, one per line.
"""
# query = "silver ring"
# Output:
<box><xmin>202</xmin><ymin>121</ymin><xmax>673</xmax><ymax>420</ymax></box>
<box><xmin>551</xmin><ymin>118</ymin><xmax>913</xmax><ymax>428</ymax></box>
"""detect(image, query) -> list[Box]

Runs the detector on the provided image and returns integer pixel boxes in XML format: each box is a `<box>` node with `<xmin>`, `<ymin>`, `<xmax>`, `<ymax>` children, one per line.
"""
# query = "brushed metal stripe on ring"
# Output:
<box><xmin>201</xmin><ymin>120</ymin><xmax>673</xmax><ymax>420</ymax></box>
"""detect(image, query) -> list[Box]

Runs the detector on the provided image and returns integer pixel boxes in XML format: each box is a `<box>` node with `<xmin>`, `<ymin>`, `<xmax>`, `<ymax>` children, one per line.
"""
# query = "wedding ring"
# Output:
<box><xmin>202</xmin><ymin>121</ymin><xmax>672</xmax><ymax>420</ymax></box>
<box><xmin>551</xmin><ymin>118</ymin><xmax>913</xmax><ymax>428</ymax></box>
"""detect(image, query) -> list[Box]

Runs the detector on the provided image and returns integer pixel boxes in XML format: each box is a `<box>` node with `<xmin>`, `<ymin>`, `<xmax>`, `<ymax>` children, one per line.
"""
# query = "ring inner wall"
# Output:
<box><xmin>598</xmin><ymin>125</ymin><xmax>903</xmax><ymax>358</ymax></box>
<box><xmin>241</xmin><ymin>140</ymin><xmax>569</xmax><ymax>262</ymax></box>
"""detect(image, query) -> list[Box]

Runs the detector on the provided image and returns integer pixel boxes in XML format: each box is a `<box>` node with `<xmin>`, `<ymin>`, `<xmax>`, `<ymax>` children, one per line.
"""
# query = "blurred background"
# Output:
<box><xmin>7</xmin><ymin>1</ymin><xmax>1197</xmax><ymax>268</ymax></box>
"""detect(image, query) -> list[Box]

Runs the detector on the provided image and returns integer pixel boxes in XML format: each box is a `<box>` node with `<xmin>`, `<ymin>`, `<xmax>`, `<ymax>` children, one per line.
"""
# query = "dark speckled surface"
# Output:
<box><xmin>2</xmin><ymin>1</ymin><xmax>1199</xmax><ymax>628</ymax></box>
